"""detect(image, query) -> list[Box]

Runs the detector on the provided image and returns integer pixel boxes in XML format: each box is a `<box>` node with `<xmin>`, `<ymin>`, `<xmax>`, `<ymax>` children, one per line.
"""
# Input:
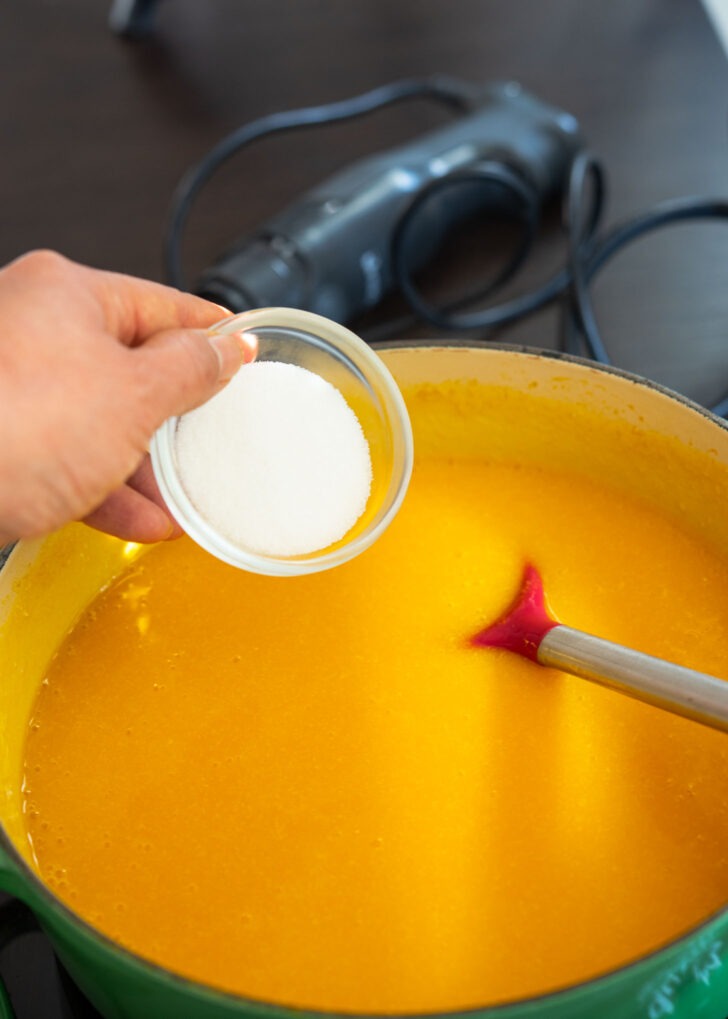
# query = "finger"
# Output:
<box><xmin>126</xmin><ymin>457</ymin><xmax>184</xmax><ymax>538</ymax></box>
<box><xmin>126</xmin><ymin>455</ymin><xmax>165</xmax><ymax>501</ymax></box>
<box><xmin>129</xmin><ymin>326</ymin><xmax>257</xmax><ymax>427</ymax></box>
<box><xmin>82</xmin><ymin>484</ymin><xmax>177</xmax><ymax>543</ymax></box>
<box><xmin>2</xmin><ymin>252</ymin><xmax>232</xmax><ymax>346</ymax></box>
<box><xmin>85</xmin><ymin>263</ymin><xmax>234</xmax><ymax>346</ymax></box>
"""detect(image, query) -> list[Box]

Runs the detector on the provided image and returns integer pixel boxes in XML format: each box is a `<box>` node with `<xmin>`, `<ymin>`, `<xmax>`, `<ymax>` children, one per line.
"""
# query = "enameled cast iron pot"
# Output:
<box><xmin>1</xmin><ymin>343</ymin><xmax>728</xmax><ymax>1019</ymax></box>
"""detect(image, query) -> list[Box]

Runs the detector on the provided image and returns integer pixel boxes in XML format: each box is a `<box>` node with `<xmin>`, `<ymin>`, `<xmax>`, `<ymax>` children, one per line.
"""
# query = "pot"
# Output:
<box><xmin>1</xmin><ymin>343</ymin><xmax>728</xmax><ymax>1019</ymax></box>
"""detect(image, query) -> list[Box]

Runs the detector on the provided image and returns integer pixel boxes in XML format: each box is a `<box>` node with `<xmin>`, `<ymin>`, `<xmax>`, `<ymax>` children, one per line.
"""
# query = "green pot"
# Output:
<box><xmin>1</xmin><ymin>344</ymin><xmax>728</xmax><ymax>1019</ymax></box>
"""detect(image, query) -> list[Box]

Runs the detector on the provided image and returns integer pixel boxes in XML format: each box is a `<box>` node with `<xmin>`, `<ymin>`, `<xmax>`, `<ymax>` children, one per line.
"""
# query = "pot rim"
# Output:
<box><xmin>3</xmin><ymin>339</ymin><xmax>728</xmax><ymax>1018</ymax></box>
<box><xmin>373</xmin><ymin>337</ymin><xmax>728</xmax><ymax>433</ymax></box>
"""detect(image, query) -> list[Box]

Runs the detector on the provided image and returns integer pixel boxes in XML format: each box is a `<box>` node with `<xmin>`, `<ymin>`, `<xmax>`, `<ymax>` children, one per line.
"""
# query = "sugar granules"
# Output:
<box><xmin>174</xmin><ymin>361</ymin><xmax>373</xmax><ymax>557</ymax></box>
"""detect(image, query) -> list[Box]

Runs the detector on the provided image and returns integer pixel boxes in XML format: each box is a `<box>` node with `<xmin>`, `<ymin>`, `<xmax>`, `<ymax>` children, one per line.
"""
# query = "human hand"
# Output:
<box><xmin>0</xmin><ymin>250</ymin><xmax>256</xmax><ymax>545</ymax></box>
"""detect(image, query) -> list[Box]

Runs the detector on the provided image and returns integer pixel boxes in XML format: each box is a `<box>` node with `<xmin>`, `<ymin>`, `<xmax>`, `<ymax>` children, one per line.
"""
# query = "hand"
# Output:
<box><xmin>0</xmin><ymin>250</ymin><xmax>256</xmax><ymax>545</ymax></box>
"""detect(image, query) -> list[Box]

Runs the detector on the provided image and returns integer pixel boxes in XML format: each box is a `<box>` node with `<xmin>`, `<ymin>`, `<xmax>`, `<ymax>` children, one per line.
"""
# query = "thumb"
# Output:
<box><xmin>131</xmin><ymin>326</ymin><xmax>258</xmax><ymax>426</ymax></box>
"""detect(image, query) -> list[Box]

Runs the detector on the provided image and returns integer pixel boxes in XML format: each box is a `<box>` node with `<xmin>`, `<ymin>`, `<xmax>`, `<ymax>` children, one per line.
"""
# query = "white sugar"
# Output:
<box><xmin>174</xmin><ymin>361</ymin><xmax>373</xmax><ymax>557</ymax></box>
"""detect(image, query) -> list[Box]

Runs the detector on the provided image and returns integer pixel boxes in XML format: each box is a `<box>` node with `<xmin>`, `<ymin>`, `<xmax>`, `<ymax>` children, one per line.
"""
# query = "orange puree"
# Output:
<box><xmin>22</xmin><ymin>381</ymin><xmax>728</xmax><ymax>1014</ymax></box>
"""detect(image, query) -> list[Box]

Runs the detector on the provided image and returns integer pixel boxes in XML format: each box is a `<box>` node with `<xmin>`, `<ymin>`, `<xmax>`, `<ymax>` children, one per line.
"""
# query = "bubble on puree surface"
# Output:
<box><xmin>175</xmin><ymin>361</ymin><xmax>372</xmax><ymax>556</ymax></box>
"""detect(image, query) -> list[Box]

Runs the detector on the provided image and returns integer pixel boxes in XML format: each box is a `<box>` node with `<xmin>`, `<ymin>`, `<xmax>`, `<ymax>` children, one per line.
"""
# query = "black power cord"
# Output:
<box><xmin>164</xmin><ymin>76</ymin><xmax>476</xmax><ymax>293</ymax></box>
<box><xmin>164</xmin><ymin>78</ymin><xmax>728</xmax><ymax>418</ymax></box>
<box><xmin>389</xmin><ymin>160</ymin><xmax>578</xmax><ymax>334</ymax></box>
<box><xmin>563</xmin><ymin>151</ymin><xmax>728</xmax><ymax>416</ymax></box>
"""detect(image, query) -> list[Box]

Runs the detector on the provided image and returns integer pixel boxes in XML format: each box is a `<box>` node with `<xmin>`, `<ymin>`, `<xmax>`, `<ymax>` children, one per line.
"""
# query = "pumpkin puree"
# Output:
<box><xmin>22</xmin><ymin>381</ymin><xmax>728</xmax><ymax>1013</ymax></box>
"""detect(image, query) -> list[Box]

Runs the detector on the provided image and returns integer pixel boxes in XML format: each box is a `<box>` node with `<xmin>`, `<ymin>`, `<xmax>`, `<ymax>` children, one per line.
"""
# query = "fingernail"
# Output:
<box><xmin>210</xmin><ymin>302</ymin><xmax>233</xmax><ymax>317</ymax></box>
<box><xmin>164</xmin><ymin>519</ymin><xmax>183</xmax><ymax>540</ymax></box>
<box><xmin>208</xmin><ymin>330</ymin><xmax>258</xmax><ymax>381</ymax></box>
<box><xmin>237</xmin><ymin>330</ymin><xmax>259</xmax><ymax>363</ymax></box>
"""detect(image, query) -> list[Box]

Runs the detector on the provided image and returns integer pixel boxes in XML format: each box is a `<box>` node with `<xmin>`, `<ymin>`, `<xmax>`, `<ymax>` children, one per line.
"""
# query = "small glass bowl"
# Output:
<box><xmin>150</xmin><ymin>308</ymin><xmax>414</xmax><ymax>576</ymax></box>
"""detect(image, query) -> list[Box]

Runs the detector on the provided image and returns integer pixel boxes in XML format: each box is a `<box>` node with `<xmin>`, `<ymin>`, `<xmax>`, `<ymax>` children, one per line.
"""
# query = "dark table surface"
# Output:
<box><xmin>4</xmin><ymin>0</ymin><xmax>728</xmax><ymax>407</ymax></box>
<box><xmin>2</xmin><ymin>2</ymin><xmax>728</xmax><ymax>1016</ymax></box>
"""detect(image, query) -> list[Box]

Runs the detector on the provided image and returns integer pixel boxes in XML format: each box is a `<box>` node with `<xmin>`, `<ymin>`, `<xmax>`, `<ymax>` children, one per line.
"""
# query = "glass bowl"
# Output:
<box><xmin>150</xmin><ymin>308</ymin><xmax>413</xmax><ymax>576</ymax></box>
